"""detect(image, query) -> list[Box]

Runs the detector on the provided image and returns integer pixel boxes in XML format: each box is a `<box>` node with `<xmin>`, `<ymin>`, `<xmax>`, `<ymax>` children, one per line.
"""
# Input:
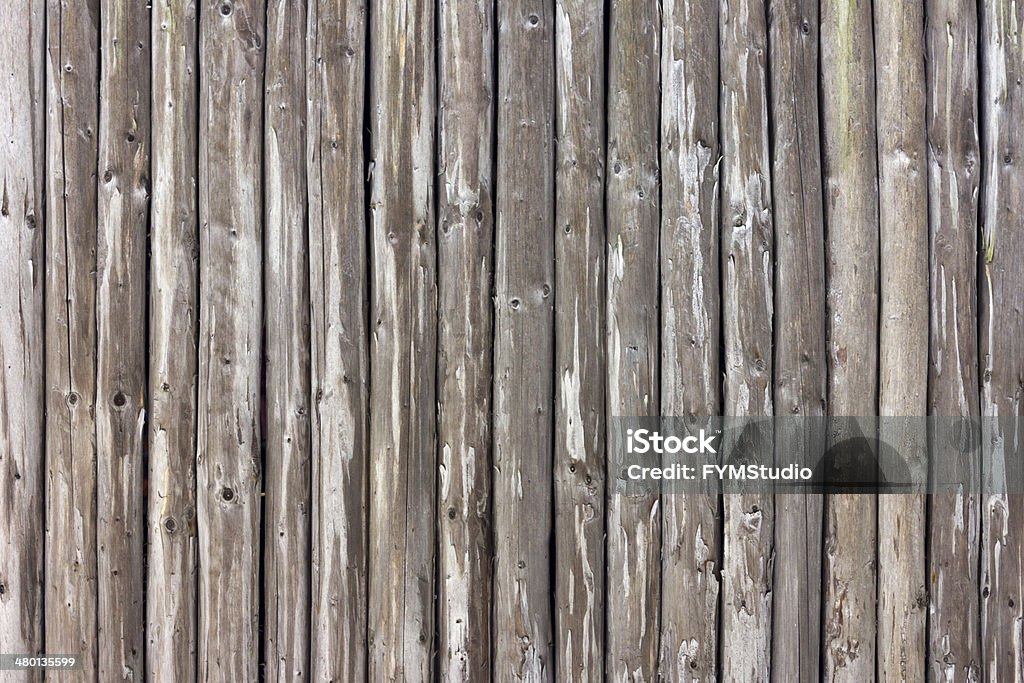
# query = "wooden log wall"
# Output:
<box><xmin>0</xmin><ymin>0</ymin><xmax>1021</xmax><ymax>681</ymax></box>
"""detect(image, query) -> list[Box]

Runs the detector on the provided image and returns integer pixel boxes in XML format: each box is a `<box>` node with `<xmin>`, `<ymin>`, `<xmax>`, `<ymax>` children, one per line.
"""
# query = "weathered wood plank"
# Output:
<box><xmin>306</xmin><ymin>0</ymin><xmax>369</xmax><ymax>679</ymax></box>
<box><xmin>263</xmin><ymin>1</ymin><xmax>310</xmax><ymax>679</ymax></box>
<box><xmin>492</xmin><ymin>1</ymin><xmax>555</xmax><ymax>679</ymax></box>
<box><xmin>0</xmin><ymin>0</ymin><xmax>45</xmax><ymax>669</ymax></box>
<box><xmin>767</xmin><ymin>0</ymin><xmax>826</xmax><ymax>679</ymax></box>
<box><xmin>925</xmin><ymin>0</ymin><xmax>982</xmax><ymax>678</ymax></box>
<box><xmin>553</xmin><ymin>0</ymin><xmax>605</xmax><ymax>678</ymax></box>
<box><xmin>979</xmin><ymin>0</ymin><xmax>1024</xmax><ymax>678</ymax></box>
<box><xmin>820</xmin><ymin>0</ymin><xmax>879</xmax><ymax>678</ymax></box>
<box><xmin>658</xmin><ymin>0</ymin><xmax>721</xmax><ymax>678</ymax></box>
<box><xmin>437</xmin><ymin>0</ymin><xmax>495</xmax><ymax>678</ymax></box>
<box><xmin>367</xmin><ymin>0</ymin><xmax>437</xmax><ymax>678</ymax></box>
<box><xmin>719</xmin><ymin>0</ymin><xmax>774</xmax><ymax>678</ymax></box>
<box><xmin>874</xmin><ymin>1</ymin><xmax>929</xmax><ymax>680</ymax></box>
<box><xmin>95</xmin><ymin>1</ymin><xmax>150</xmax><ymax>678</ymax></box>
<box><xmin>147</xmin><ymin>0</ymin><xmax>200</xmax><ymax>678</ymax></box>
<box><xmin>44</xmin><ymin>0</ymin><xmax>101</xmax><ymax>677</ymax></box>
<box><xmin>605</xmin><ymin>0</ymin><xmax>661</xmax><ymax>679</ymax></box>
<box><xmin>196</xmin><ymin>1</ymin><xmax>266</xmax><ymax>679</ymax></box>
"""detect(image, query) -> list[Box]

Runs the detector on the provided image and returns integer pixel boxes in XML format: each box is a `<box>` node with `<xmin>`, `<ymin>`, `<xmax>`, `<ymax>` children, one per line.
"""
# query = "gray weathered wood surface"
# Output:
<box><xmin>0</xmin><ymin>1</ymin><xmax>45</xmax><ymax>676</ymax></box>
<box><xmin>3</xmin><ymin>1</ymin><xmax>1023</xmax><ymax>680</ymax></box>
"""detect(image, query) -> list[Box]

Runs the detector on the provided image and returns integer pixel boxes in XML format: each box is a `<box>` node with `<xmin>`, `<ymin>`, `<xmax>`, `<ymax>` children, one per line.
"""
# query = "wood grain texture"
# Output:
<box><xmin>147</xmin><ymin>0</ymin><xmax>199</xmax><ymax>678</ymax></box>
<box><xmin>367</xmin><ymin>0</ymin><xmax>437</xmax><ymax>678</ymax></box>
<box><xmin>553</xmin><ymin>0</ymin><xmax>605</xmax><ymax>678</ymax></box>
<box><xmin>437</xmin><ymin>0</ymin><xmax>495</xmax><ymax>678</ymax></box>
<box><xmin>820</xmin><ymin>0</ymin><xmax>879</xmax><ymax>678</ymax></box>
<box><xmin>44</xmin><ymin>0</ymin><xmax>100</xmax><ymax>677</ymax></box>
<box><xmin>0</xmin><ymin>0</ymin><xmax>45</xmax><ymax>670</ymax></box>
<box><xmin>95</xmin><ymin>1</ymin><xmax>150</xmax><ymax>678</ymax></box>
<box><xmin>658</xmin><ymin>0</ymin><xmax>722</xmax><ymax>678</ymax></box>
<box><xmin>196</xmin><ymin>1</ymin><xmax>266</xmax><ymax>679</ymax></box>
<box><xmin>492</xmin><ymin>1</ymin><xmax>555</xmax><ymax>679</ymax></box>
<box><xmin>263</xmin><ymin>0</ymin><xmax>310</xmax><ymax>679</ymax></box>
<box><xmin>605</xmin><ymin>1</ymin><xmax>661</xmax><ymax>680</ymax></box>
<box><xmin>307</xmin><ymin>0</ymin><xmax>369</xmax><ymax>679</ymax></box>
<box><xmin>719</xmin><ymin>0</ymin><xmax>774</xmax><ymax>678</ymax></box>
<box><xmin>874</xmin><ymin>2</ymin><xmax>929</xmax><ymax>681</ymax></box>
<box><xmin>767</xmin><ymin>0</ymin><xmax>826</xmax><ymax>679</ymax></box>
<box><xmin>925</xmin><ymin>0</ymin><xmax>982</xmax><ymax>678</ymax></box>
<box><xmin>979</xmin><ymin>0</ymin><xmax>1024</xmax><ymax>678</ymax></box>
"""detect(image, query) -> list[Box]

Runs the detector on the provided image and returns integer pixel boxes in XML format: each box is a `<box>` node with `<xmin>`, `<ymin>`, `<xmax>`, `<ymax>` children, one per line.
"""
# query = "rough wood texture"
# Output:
<box><xmin>719</xmin><ymin>0</ymin><xmax>774</xmax><ymax>678</ymax></box>
<box><xmin>196</xmin><ymin>1</ymin><xmax>266</xmax><ymax>679</ymax></box>
<box><xmin>437</xmin><ymin>0</ymin><xmax>495</xmax><ymax>679</ymax></box>
<box><xmin>658</xmin><ymin>0</ymin><xmax>721</xmax><ymax>678</ymax></box>
<box><xmin>553</xmin><ymin>0</ymin><xmax>606</xmax><ymax>678</ymax></box>
<box><xmin>0</xmin><ymin>0</ymin><xmax>45</xmax><ymax>669</ymax></box>
<box><xmin>147</xmin><ymin>0</ymin><xmax>199</xmax><ymax>679</ymax></box>
<box><xmin>605</xmin><ymin>1</ymin><xmax>661</xmax><ymax>680</ymax></box>
<box><xmin>263</xmin><ymin>0</ymin><xmax>310</xmax><ymax>679</ymax></box>
<box><xmin>979</xmin><ymin>0</ymin><xmax>1024</xmax><ymax>677</ymax></box>
<box><xmin>767</xmin><ymin>0</ymin><xmax>826</xmax><ymax>679</ymax></box>
<box><xmin>44</xmin><ymin>1</ymin><xmax>100</xmax><ymax>677</ymax></box>
<box><xmin>307</xmin><ymin>0</ymin><xmax>369</xmax><ymax>679</ymax></box>
<box><xmin>95</xmin><ymin>1</ymin><xmax>149</xmax><ymax>678</ymax></box>
<box><xmin>926</xmin><ymin>0</ymin><xmax>982</xmax><ymax>678</ymax></box>
<box><xmin>875</xmin><ymin>2</ymin><xmax>929</xmax><ymax>681</ymax></box>
<box><xmin>820</xmin><ymin>0</ymin><xmax>879</xmax><ymax>678</ymax></box>
<box><xmin>492</xmin><ymin>1</ymin><xmax>555</xmax><ymax>679</ymax></box>
<box><xmin>367</xmin><ymin>0</ymin><xmax>437</xmax><ymax>678</ymax></box>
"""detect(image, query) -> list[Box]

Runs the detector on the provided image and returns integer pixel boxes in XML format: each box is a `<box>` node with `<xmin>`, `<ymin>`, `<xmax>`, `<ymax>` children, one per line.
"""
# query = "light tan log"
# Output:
<box><xmin>658</xmin><ymin>0</ymin><xmax>721</xmax><ymax>678</ymax></box>
<box><xmin>0</xmin><ymin>0</ymin><xmax>45</xmax><ymax>674</ymax></box>
<box><xmin>263</xmin><ymin>0</ymin><xmax>310</xmax><ymax>679</ymax></box>
<box><xmin>44</xmin><ymin>0</ymin><xmax>100</xmax><ymax>677</ymax></box>
<box><xmin>820</xmin><ymin>0</ymin><xmax>879</xmax><ymax>679</ymax></box>
<box><xmin>437</xmin><ymin>0</ymin><xmax>495</xmax><ymax>678</ymax></box>
<box><xmin>492</xmin><ymin>1</ymin><xmax>555</xmax><ymax>679</ymax></box>
<box><xmin>767</xmin><ymin>0</ymin><xmax>827</xmax><ymax>679</ymax></box>
<box><xmin>307</xmin><ymin>0</ymin><xmax>369</xmax><ymax>679</ymax></box>
<box><xmin>96</xmin><ymin>0</ymin><xmax>149</xmax><ymax>678</ymax></box>
<box><xmin>147</xmin><ymin>0</ymin><xmax>200</xmax><ymax>679</ymax></box>
<box><xmin>874</xmin><ymin>1</ymin><xmax>929</xmax><ymax>680</ymax></box>
<box><xmin>605</xmin><ymin>0</ymin><xmax>661</xmax><ymax>679</ymax></box>
<box><xmin>979</xmin><ymin>0</ymin><xmax>1024</xmax><ymax>678</ymax></box>
<box><xmin>720</xmin><ymin>0</ymin><xmax>774</xmax><ymax>678</ymax></box>
<box><xmin>367</xmin><ymin>0</ymin><xmax>438</xmax><ymax>678</ymax></box>
<box><xmin>925</xmin><ymin>0</ymin><xmax>983</xmax><ymax>678</ymax></box>
<box><xmin>196</xmin><ymin>1</ymin><xmax>266</xmax><ymax>679</ymax></box>
<box><xmin>553</xmin><ymin>0</ymin><xmax>606</xmax><ymax>678</ymax></box>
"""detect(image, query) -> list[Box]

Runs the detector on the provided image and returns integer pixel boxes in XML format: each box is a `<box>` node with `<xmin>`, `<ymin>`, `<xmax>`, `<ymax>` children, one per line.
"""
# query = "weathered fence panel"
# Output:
<box><xmin>3</xmin><ymin>1</ymin><xmax>1024</xmax><ymax>681</ymax></box>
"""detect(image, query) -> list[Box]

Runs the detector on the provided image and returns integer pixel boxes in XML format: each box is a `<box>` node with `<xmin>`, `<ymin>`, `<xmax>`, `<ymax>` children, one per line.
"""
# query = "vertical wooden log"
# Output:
<box><xmin>658</xmin><ymin>0</ymin><xmax>721</xmax><ymax>677</ymax></box>
<box><xmin>874</xmin><ymin>1</ymin><xmax>929</xmax><ymax>680</ymax></box>
<box><xmin>95</xmin><ymin>0</ymin><xmax>149</xmax><ymax>678</ymax></box>
<box><xmin>820</xmin><ymin>0</ymin><xmax>879</xmax><ymax>679</ymax></box>
<box><xmin>44</xmin><ymin>0</ymin><xmax>100</xmax><ymax>677</ymax></box>
<box><xmin>148</xmin><ymin>0</ymin><xmax>199</xmax><ymax>678</ymax></box>
<box><xmin>437</xmin><ymin>0</ymin><xmax>495</xmax><ymax>679</ymax></box>
<box><xmin>767</xmin><ymin>0</ymin><xmax>827</xmax><ymax>679</ymax></box>
<box><xmin>605</xmin><ymin>0</ymin><xmax>660</xmax><ymax>679</ymax></box>
<box><xmin>719</xmin><ymin>0</ymin><xmax>774</xmax><ymax>678</ymax></box>
<box><xmin>306</xmin><ymin>0</ymin><xmax>369</xmax><ymax>679</ymax></box>
<box><xmin>925</xmin><ymin>0</ymin><xmax>982</xmax><ymax>678</ymax></box>
<box><xmin>492</xmin><ymin>1</ymin><xmax>555</xmax><ymax>679</ymax></box>
<box><xmin>263</xmin><ymin>0</ymin><xmax>310</xmax><ymax>679</ymax></box>
<box><xmin>0</xmin><ymin>0</ymin><xmax>45</xmax><ymax>668</ymax></box>
<box><xmin>367</xmin><ymin>0</ymin><xmax>437</xmax><ymax>678</ymax></box>
<box><xmin>196</xmin><ymin>0</ymin><xmax>266</xmax><ymax>679</ymax></box>
<box><xmin>553</xmin><ymin>0</ymin><xmax>605</xmax><ymax>678</ymax></box>
<box><xmin>979</xmin><ymin>0</ymin><xmax>1024</xmax><ymax>677</ymax></box>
